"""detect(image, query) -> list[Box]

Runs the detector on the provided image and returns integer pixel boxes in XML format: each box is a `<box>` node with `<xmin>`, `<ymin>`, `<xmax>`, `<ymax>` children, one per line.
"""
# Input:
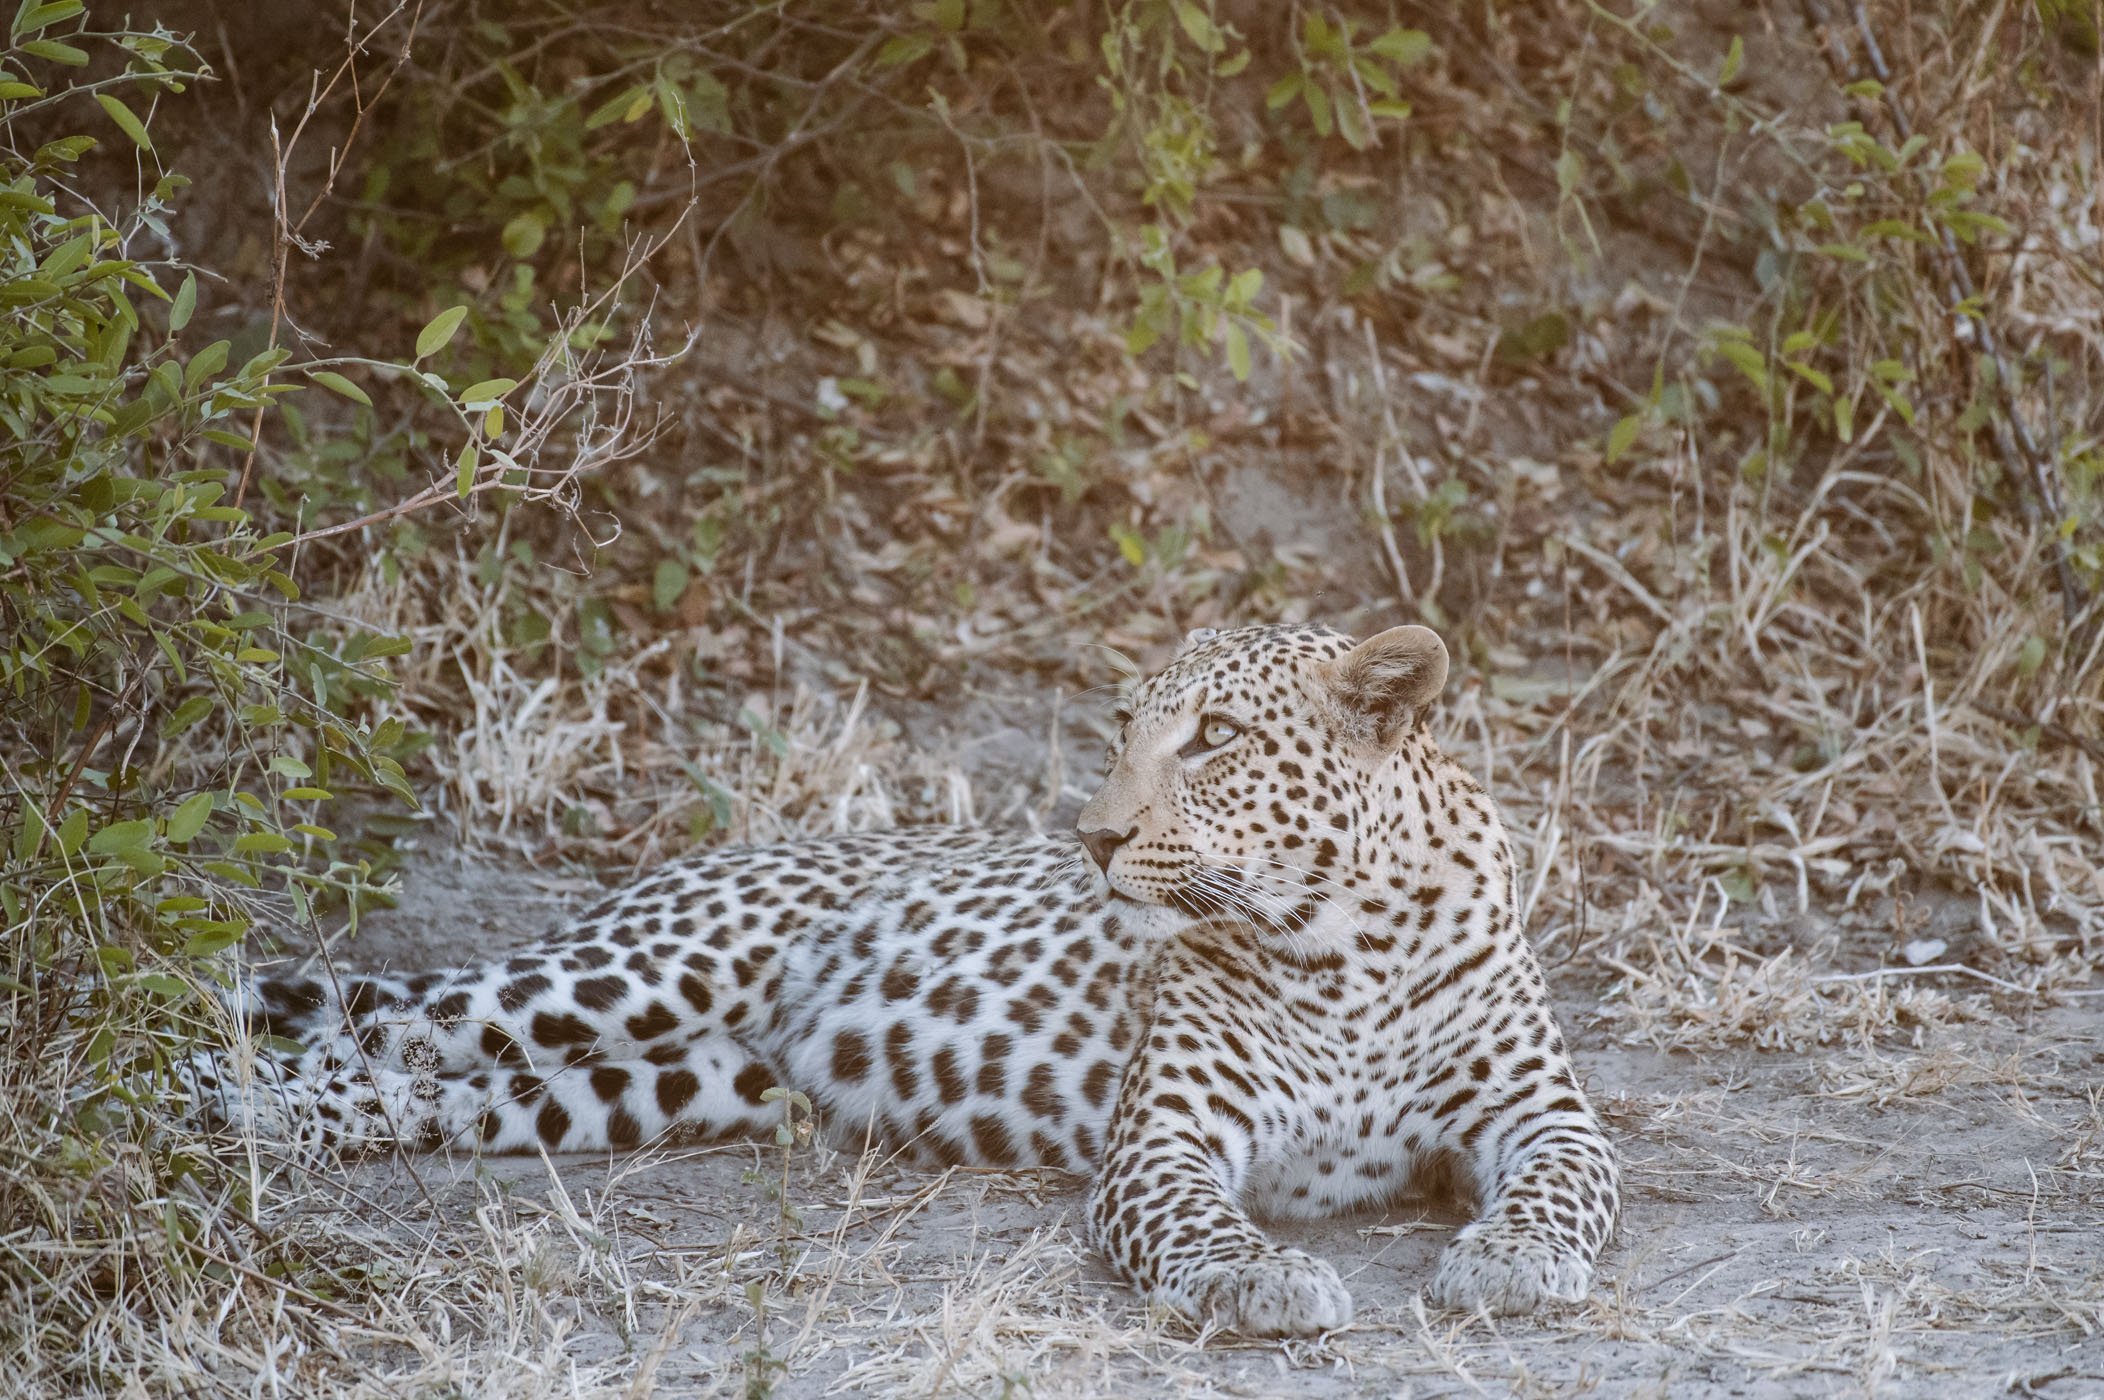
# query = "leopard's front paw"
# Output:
<box><xmin>1190</xmin><ymin>1248</ymin><xmax>1353</xmax><ymax>1337</ymax></box>
<box><xmin>1428</xmin><ymin>1222</ymin><xmax>1593</xmax><ymax>1314</ymax></box>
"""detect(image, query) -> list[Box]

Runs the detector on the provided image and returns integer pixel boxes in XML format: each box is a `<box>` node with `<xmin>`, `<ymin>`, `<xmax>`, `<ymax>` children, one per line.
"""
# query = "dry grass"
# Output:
<box><xmin>329</xmin><ymin>548</ymin><xmax>987</xmax><ymax>865</ymax></box>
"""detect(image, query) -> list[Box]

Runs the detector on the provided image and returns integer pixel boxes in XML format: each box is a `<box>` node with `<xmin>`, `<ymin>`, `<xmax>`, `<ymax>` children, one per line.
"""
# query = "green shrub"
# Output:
<box><xmin>0</xmin><ymin>0</ymin><xmax>392</xmax><ymax>1330</ymax></box>
<box><xmin>0</xmin><ymin>6</ymin><xmax>630</xmax><ymax>1385</ymax></box>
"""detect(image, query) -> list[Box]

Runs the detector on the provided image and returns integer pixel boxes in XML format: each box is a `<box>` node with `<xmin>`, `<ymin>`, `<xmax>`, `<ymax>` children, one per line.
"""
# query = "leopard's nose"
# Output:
<box><xmin>1078</xmin><ymin>826</ymin><xmax>1135</xmax><ymax>875</ymax></box>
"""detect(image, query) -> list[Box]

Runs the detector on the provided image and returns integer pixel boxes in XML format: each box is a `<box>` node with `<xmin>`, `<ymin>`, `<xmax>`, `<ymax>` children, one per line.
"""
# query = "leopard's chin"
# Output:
<box><xmin>1108</xmin><ymin>900</ymin><xmax>1194</xmax><ymax>942</ymax></box>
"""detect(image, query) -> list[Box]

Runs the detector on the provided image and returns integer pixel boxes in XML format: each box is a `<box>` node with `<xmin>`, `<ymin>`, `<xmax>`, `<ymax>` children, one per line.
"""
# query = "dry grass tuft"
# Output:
<box><xmin>1588</xmin><ymin>881</ymin><xmax>1993</xmax><ymax>1052</ymax></box>
<box><xmin>330</xmin><ymin>550</ymin><xmax>980</xmax><ymax>865</ymax></box>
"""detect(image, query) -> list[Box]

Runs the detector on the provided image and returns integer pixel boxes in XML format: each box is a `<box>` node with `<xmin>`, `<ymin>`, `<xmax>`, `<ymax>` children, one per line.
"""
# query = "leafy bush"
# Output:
<box><xmin>0</xmin><ymin>4</ymin><xmax>423</xmax><ymax>1374</ymax></box>
<box><xmin>0</xmin><ymin>6</ymin><xmax>666</xmax><ymax>1385</ymax></box>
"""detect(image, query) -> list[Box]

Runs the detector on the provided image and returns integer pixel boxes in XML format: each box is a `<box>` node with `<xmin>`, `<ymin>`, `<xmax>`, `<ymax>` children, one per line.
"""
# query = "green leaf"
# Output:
<box><xmin>875</xmin><ymin>35</ymin><xmax>932</xmax><ymax>68</ymax></box>
<box><xmin>185</xmin><ymin>338</ymin><xmax>229</xmax><ymax>390</ymax></box>
<box><xmin>934</xmin><ymin>0</ymin><xmax>964</xmax><ymax>32</ymax></box>
<box><xmin>168</xmin><ymin>271</ymin><xmax>195</xmax><ymax>332</ymax></box>
<box><xmin>19</xmin><ymin>36</ymin><xmax>87</xmax><ymax>63</ymax></box>
<box><xmin>95</xmin><ymin>93</ymin><xmax>152</xmax><ymax>150</ymax></box>
<box><xmin>1265</xmin><ymin>73</ymin><xmax>1302</xmax><ymax>110</ymax></box>
<box><xmin>88</xmin><ymin>819</ymin><xmax>155</xmax><ymax>854</ymax></box>
<box><xmin>1175</xmin><ymin>1</ymin><xmax>1219</xmax><ymax>51</ymax></box>
<box><xmin>1861</xmin><ymin>218</ymin><xmax>1929</xmax><ymax>243</ymax></box>
<box><xmin>165</xmin><ymin>791</ymin><xmax>215</xmax><ymax>842</ymax></box>
<box><xmin>56</xmin><ymin>808</ymin><xmax>87</xmax><ymax>857</ymax></box>
<box><xmin>1711</xmin><ymin>338</ymin><xmax>1769</xmax><ymax>391</ymax></box>
<box><xmin>456</xmin><ymin>377</ymin><xmax>517</xmax><ymax>406</ymax></box>
<box><xmin>415</xmin><ymin>305</ymin><xmax>469</xmax><ymax>360</ymax></box>
<box><xmin>584</xmin><ymin>82</ymin><xmax>651</xmax><ymax>129</ymax></box>
<box><xmin>501</xmin><ymin>213</ymin><xmax>545</xmax><ymax>259</ymax></box>
<box><xmin>1717</xmin><ymin>35</ymin><xmax>1743</xmax><ymax>86</ymax></box>
<box><xmin>1495</xmin><ymin>311</ymin><xmax>1570</xmax><ymax>366</ymax></box>
<box><xmin>1606</xmin><ymin>413</ymin><xmax>1642</xmax><ymax>464</ymax></box>
<box><xmin>2016</xmin><ymin>634</ymin><xmax>2046</xmax><ymax>678</ymax></box>
<box><xmin>308</xmin><ymin>369</ymin><xmax>370</xmax><ymax>406</ymax></box>
<box><xmin>455</xmin><ymin>441</ymin><xmax>479</xmax><ymax>497</ymax></box>
<box><xmin>652</xmin><ymin>557</ymin><xmax>689</xmax><ymax>612</ymax></box>
<box><xmin>13</xmin><ymin>804</ymin><xmax>47</xmax><ymax>863</ymax></box>
<box><xmin>159</xmin><ymin>694</ymin><xmax>213</xmax><ymax>739</ymax></box>
<box><xmin>1784</xmin><ymin>360</ymin><xmax>1834</xmax><ymax>395</ymax></box>
<box><xmin>1302</xmin><ymin>83</ymin><xmax>1332</xmax><ymax>137</ymax></box>
<box><xmin>14</xmin><ymin>2</ymin><xmax>86</xmax><ymax>36</ymax></box>
<box><xmin>183</xmin><ymin>926</ymin><xmax>244</xmax><ymax>957</ymax></box>
<box><xmin>1223</xmin><ymin>322</ymin><xmax>1251</xmax><ymax>382</ymax></box>
<box><xmin>1368</xmin><ymin>27</ymin><xmax>1431</xmax><ymax>65</ymax></box>
<box><xmin>1336</xmin><ymin>97</ymin><xmax>1370</xmax><ymax>151</ymax></box>
<box><xmin>654</xmin><ymin>76</ymin><xmax>689</xmax><ymax>136</ymax></box>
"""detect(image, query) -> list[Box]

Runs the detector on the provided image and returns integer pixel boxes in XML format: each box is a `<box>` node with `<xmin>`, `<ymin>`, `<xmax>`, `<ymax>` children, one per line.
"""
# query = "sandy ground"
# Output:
<box><xmin>299</xmin><ymin>851</ymin><xmax>2104</xmax><ymax>1399</ymax></box>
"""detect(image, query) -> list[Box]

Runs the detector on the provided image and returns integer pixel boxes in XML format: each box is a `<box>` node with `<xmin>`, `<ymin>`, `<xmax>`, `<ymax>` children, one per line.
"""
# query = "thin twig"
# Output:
<box><xmin>1813</xmin><ymin>963</ymin><xmax>2034</xmax><ymax>996</ymax></box>
<box><xmin>1969</xmin><ymin>701</ymin><xmax>2104</xmax><ymax>767</ymax></box>
<box><xmin>234</xmin><ymin>2</ymin><xmax>425</xmax><ymax>509</ymax></box>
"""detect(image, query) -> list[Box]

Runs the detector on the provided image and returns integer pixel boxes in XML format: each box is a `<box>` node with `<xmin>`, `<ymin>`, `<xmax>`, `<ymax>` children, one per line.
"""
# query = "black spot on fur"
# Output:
<box><xmin>573</xmin><ymin>975</ymin><xmax>626</xmax><ymax>1012</ymax></box>
<box><xmin>656</xmin><ymin>1069</ymin><xmax>699</xmax><ymax>1116</ymax></box>
<box><xmin>733</xmin><ymin>1062</ymin><xmax>775</xmax><ymax>1105</ymax></box>
<box><xmin>497</xmin><ymin>975</ymin><xmax>550</xmax><ymax>1012</ymax></box>
<box><xmin>536</xmin><ymin>1098</ymin><xmax>571</xmax><ymax>1147</ymax></box>
<box><xmin>625</xmin><ymin>1001</ymin><xmax>680</xmax><ymax>1041</ymax></box>
<box><xmin>832</xmin><ymin>1030</ymin><xmax>872</xmax><ymax>1082</ymax></box>
<box><xmin>481</xmin><ymin>1025</ymin><xmax>526</xmax><ymax>1066</ymax></box>
<box><xmin>531</xmin><ymin>1011</ymin><xmax>597</xmax><ymax>1048</ymax></box>
<box><xmin>932</xmin><ymin>1047</ymin><xmax>967</xmax><ymax>1105</ymax></box>
<box><xmin>969</xmin><ymin>1115</ymin><xmax>1017</xmax><ymax>1166</ymax></box>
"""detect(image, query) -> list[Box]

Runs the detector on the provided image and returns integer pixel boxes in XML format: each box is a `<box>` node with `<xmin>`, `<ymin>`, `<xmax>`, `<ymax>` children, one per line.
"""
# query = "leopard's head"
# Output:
<box><xmin>1076</xmin><ymin>623</ymin><xmax>1449</xmax><ymax>944</ymax></box>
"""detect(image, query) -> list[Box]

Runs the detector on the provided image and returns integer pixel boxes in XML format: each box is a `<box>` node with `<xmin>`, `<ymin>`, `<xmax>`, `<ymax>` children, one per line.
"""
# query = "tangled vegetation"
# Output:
<box><xmin>2</xmin><ymin>0</ymin><xmax>2099</xmax><ymax>1393</ymax></box>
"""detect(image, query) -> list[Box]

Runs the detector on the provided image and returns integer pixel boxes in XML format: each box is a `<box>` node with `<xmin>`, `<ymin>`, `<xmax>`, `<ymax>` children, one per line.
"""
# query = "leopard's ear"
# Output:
<box><xmin>1178</xmin><ymin>626</ymin><xmax>1220</xmax><ymax>653</ymax></box>
<box><xmin>1331</xmin><ymin>625</ymin><xmax>1448</xmax><ymax>742</ymax></box>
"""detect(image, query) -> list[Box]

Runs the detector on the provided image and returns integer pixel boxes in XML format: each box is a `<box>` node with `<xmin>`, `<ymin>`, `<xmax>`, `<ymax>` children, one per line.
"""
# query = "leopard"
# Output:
<box><xmin>193</xmin><ymin>622</ymin><xmax>1620</xmax><ymax>1337</ymax></box>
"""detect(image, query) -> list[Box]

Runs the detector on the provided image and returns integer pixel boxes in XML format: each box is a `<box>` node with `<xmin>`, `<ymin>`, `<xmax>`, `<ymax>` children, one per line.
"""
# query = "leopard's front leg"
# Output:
<box><xmin>1427</xmin><ymin>1023</ymin><xmax>1620</xmax><ymax>1314</ymax></box>
<box><xmin>1086</xmin><ymin>1036</ymin><xmax>1351</xmax><ymax>1338</ymax></box>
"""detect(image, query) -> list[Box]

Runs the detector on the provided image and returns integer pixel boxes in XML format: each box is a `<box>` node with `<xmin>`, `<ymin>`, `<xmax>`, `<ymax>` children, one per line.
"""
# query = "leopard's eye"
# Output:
<box><xmin>1181</xmin><ymin>714</ymin><xmax>1243</xmax><ymax>758</ymax></box>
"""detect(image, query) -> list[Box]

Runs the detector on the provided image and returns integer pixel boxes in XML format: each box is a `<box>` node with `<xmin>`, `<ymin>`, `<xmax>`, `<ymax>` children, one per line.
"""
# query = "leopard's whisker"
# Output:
<box><xmin>1191</xmin><ymin>854</ymin><xmax>1374</xmax><ymax>947</ymax></box>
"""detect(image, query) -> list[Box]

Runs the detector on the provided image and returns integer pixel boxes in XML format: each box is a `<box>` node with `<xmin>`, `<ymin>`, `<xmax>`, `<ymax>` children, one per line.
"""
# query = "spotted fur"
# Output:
<box><xmin>191</xmin><ymin>624</ymin><xmax>1619</xmax><ymax>1336</ymax></box>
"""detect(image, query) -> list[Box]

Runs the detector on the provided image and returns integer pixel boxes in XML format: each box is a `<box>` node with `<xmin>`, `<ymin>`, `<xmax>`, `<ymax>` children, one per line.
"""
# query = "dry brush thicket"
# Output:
<box><xmin>4</xmin><ymin>1</ymin><xmax>2102</xmax><ymax>1396</ymax></box>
